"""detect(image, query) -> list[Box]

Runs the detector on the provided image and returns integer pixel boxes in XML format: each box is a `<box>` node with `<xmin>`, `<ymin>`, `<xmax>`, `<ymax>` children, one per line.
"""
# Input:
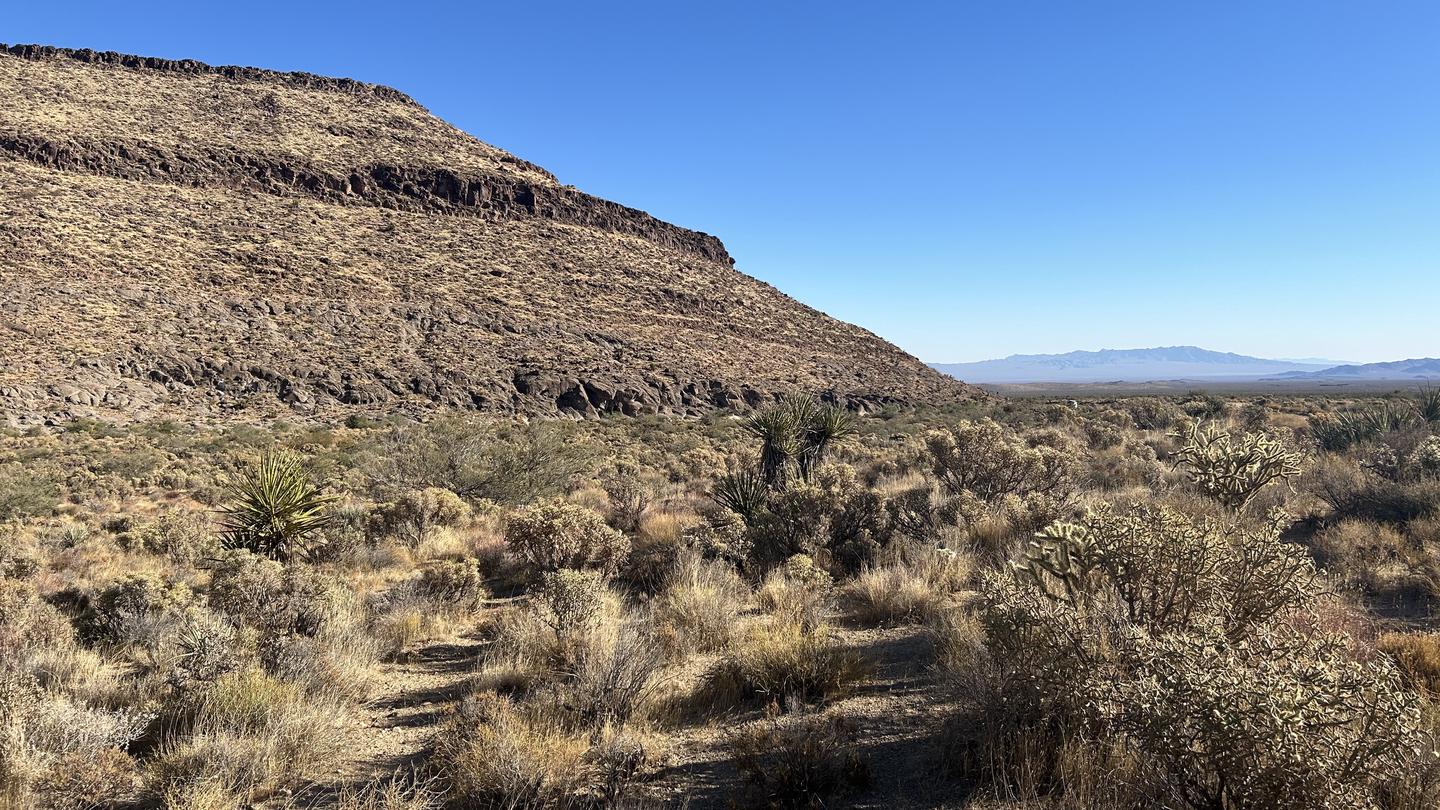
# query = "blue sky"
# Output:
<box><xmin>9</xmin><ymin>2</ymin><xmax>1438</xmax><ymax>362</ymax></box>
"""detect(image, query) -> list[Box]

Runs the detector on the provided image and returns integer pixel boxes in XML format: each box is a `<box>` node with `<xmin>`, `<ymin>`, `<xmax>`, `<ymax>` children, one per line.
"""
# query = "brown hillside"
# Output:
<box><xmin>0</xmin><ymin>44</ymin><xmax>979</xmax><ymax>425</ymax></box>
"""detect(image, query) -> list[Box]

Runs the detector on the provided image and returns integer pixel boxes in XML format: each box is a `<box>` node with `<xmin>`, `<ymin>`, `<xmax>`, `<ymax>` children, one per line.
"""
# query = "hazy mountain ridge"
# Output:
<box><xmin>1269</xmin><ymin>358</ymin><xmax>1440</xmax><ymax>381</ymax></box>
<box><xmin>930</xmin><ymin>346</ymin><xmax>1334</xmax><ymax>384</ymax></box>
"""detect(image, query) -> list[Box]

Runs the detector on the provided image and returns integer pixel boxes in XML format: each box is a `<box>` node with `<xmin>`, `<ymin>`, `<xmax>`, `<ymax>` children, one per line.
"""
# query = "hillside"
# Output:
<box><xmin>930</xmin><ymin>346</ymin><xmax>1331</xmax><ymax>384</ymax></box>
<box><xmin>0</xmin><ymin>44</ymin><xmax>977</xmax><ymax>425</ymax></box>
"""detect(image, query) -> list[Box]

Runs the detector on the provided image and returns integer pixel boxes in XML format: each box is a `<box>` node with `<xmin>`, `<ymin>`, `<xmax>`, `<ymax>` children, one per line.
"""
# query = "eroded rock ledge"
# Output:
<box><xmin>2</xmin><ymin>43</ymin><xmax>419</xmax><ymax>105</ymax></box>
<box><xmin>0</xmin><ymin>133</ymin><xmax>734</xmax><ymax>265</ymax></box>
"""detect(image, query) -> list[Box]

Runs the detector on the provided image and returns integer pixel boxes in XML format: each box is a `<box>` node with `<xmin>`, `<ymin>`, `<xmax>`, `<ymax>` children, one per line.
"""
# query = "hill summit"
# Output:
<box><xmin>0</xmin><ymin>44</ymin><xmax>976</xmax><ymax>425</ymax></box>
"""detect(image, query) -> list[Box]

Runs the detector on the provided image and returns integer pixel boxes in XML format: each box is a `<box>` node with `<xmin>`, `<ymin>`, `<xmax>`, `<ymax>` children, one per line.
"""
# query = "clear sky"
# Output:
<box><xmin>8</xmin><ymin>2</ymin><xmax>1438</xmax><ymax>363</ymax></box>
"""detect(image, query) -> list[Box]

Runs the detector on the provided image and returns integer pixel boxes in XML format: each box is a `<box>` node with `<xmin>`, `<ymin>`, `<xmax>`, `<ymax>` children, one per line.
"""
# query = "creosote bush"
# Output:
<box><xmin>505</xmin><ymin>499</ymin><xmax>630</xmax><ymax>578</ymax></box>
<box><xmin>368</xmin><ymin>487</ymin><xmax>471</xmax><ymax>547</ymax></box>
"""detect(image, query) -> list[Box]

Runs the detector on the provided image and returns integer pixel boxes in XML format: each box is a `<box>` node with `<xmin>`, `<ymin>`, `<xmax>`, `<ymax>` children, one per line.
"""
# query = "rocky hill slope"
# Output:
<box><xmin>0</xmin><ymin>44</ymin><xmax>977</xmax><ymax>425</ymax></box>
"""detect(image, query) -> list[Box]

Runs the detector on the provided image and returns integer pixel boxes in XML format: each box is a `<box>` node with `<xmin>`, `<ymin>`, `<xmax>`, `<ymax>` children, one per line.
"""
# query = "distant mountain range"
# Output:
<box><xmin>928</xmin><ymin>347</ymin><xmax>1435</xmax><ymax>384</ymax></box>
<box><xmin>1269</xmin><ymin>358</ymin><xmax>1440</xmax><ymax>381</ymax></box>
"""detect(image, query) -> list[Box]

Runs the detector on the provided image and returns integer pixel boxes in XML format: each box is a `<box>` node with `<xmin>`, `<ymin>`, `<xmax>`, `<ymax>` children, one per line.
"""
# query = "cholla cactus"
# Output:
<box><xmin>1110</xmin><ymin>623</ymin><xmax>1424</xmax><ymax>809</ymax></box>
<box><xmin>1010</xmin><ymin>520</ymin><xmax>1104</xmax><ymax>604</ymax></box>
<box><xmin>1018</xmin><ymin>505</ymin><xmax>1314</xmax><ymax>638</ymax></box>
<box><xmin>1171</xmin><ymin>422</ymin><xmax>1303</xmax><ymax>512</ymax></box>
<box><xmin>1412</xmin><ymin>435</ymin><xmax>1440</xmax><ymax>479</ymax></box>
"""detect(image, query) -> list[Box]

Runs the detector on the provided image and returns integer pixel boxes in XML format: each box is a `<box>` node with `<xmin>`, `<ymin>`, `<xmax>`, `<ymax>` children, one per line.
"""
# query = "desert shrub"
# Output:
<box><xmin>0</xmin><ymin>580</ymin><xmax>73</xmax><ymax>662</ymax></box>
<box><xmin>124</xmin><ymin>511</ymin><xmax>216</xmax><ymax>563</ymax></box>
<box><xmin>884</xmin><ymin>483</ymin><xmax>978</xmax><ymax>544</ymax></box>
<box><xmin>218</xmin><ymin>451</ymin><xmax>334</xmax><ymax>562</ymax></box>
<box><xmin>86</xmin><ymin>574</ymin><xmax>196</xmax><ymax>668</ymax></box>
<box><xmin>0</xmin><ymin>464</ymin><xmax>58</xmax><ymax>522</ymax></box>
<box><xmin>506</xmin><ymin>499</ymin><xmax>629</xmax><ymax>578</ymax></box>
<box><xmin>1379</xmin><ymin>631</ymin><xmax>1440</xmax><ymax>695</ymax></box>
<box><xmin>1124</xmin><ymin>398</ymin><xmax>1181</xmax><ymax>430</ymax></box>
<box><xmin>0</xmin><ymin>668</ymin><xmax>150</xmax><ymax>810</ymax></box>
<box><xmin>207</xmin><ymin>550</ymin><xmax>350</xmax><ymax>638</ymax></box>
<box><xmin>683</xmin><ymin>511</ymin><xmax>752</xmax><ymax>568</ymax></box>
<box><xmin>924</xmin><ymin>419</ymin><xmax>1077</xmax><ymax>506</ymax></box>
<box><xmin>436</xmin><ymin>692</ymin><xmax>641</xmax><ymax>809</ymax></box>
<box><xmin>844</xmin><ymin>545</ymin><xmax>973</xmax><ymax>626</ymax></box>
<box><xmin>963</xmin><ymin>503</ymin><xmax>1425</xmax><ymax>808</ymax></box>
<box><xmin>1170</xmin><ymin>422</ymin><xmax>1304</xmax><ymax>512</ymax></box>
<box><xmin>599</xmin><ymin>464</ymin><xmax>651</xmax><ymax>533</ymax></box>
<box><xmin>1312</xmin><ymin>519</ymin><xmax>1440</xmax><ymax>607</ymax></box>
<box><xmin>368</xmin><ymin>420</ymin><xmax>592</xmax><ymax>505</ymax></box>
<box><xmin>0</xmin><ymin>527</ymin><xmax>39</xmax><ymax>582</ymax></box>
<box><xmin>368</xmin><ymin>487</ymin><xmax>471</xmax><ymax>547</ymax></box>
<box><xmin>742</xmin><ymin>466</ymin><xmax>886</xmax><ymax>572</ymax></box>
<box><xmin>167</xmin><ymin>608</ymin><xmax>249</xmax><ymax>692</ymax></box>
<box><xmin>654</xmin><ymin>547</ymin><xmax>748</xmax><ymax>652</ymax></box>
<box><xmin>31</xmin><ymin>748</ymin><xmax>140</xmax><ymax>810</ymax></box>
<box><xmin>727</xmin><ymin>710</ymin><xmax>869</xmax><ymax>808</ymax></box>
<box><xmin>415</xmin><ymin>558</ymin><xmax>489</xmax><ymax>612</ymax></box>
<box><xmin>706</xmin><ymin>619</ymin><xmax>865</xmax><ymax>708</ymax></box>
<box><xmin>533</xmin><ymin>569</ymin><xmax>607</xmax><ymax>664</ymax></box>
<box><xmin>1308</xmin><ymin>454</ymin><xmax>1440</xmax><ymax>525</ymax></box>
<box><xmin>1082</xmin><ymin>420</ymin><xmax>1124</xmax><ymax>450</ymax></box>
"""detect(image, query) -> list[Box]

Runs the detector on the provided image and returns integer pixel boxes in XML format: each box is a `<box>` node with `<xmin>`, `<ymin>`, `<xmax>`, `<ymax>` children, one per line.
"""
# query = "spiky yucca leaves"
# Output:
<box><xmin>1416</xmin><ymin>386</ymin><xmax>1440</xmax><ymax>424</ymax></box>
<box><xmin>743</xmin><ymin>404</ymin><xmax>805</xmax><ymax>487</ymax></box>
<box><xmin>219</xmin><ymin>452</ymin><xmax>335</xmax><ymax>562</ymax></box>
<box><xmin>1171</xmin><ymin>422</ymin><xmax>1303</xmax><ymax>512</ymax></box>
<box><xmin>797</xmin><ymin>404</ymin><xmax>857</xmax><ymax>482</ymax></box>
<box><xmin>713</xmin><ymin>469</ymin><xmax>769</xmax><ymax>524</ymax></box>
<box><xmin>742</xmin><ymin>396</ymin><xmax>857</xmax><ymax>488</ymax></box>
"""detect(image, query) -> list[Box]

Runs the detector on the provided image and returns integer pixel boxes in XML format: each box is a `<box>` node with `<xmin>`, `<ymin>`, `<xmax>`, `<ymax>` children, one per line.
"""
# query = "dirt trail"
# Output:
<box><xmin>312</xmin><ymin>634</ymin><xmax>485</xmax><ymax>803</ymax></box>
<box><xmin>642</xmin><ymin>623</ymin><xmax>963</xmax><ymax>809</ymax></box>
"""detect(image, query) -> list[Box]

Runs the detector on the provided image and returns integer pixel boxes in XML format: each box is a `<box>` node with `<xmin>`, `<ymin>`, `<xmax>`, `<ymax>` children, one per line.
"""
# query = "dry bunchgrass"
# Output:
<box><xmin>756</xmin><ymin>570</ymin><xmax>830</xmax><ymax>630</ymax></box>
<box><xmin>147</xmin><ymin>666</ymin><xmax>350</xmax><ymax>803</ymax></box>
<box><xmin>702</xmin><ymin>618</ymin><xmax>867</xmax><ymax>709</ymax></box>
<box><xmin>1380</xmin><ymin>632</ymin><xmax>1440</xmax><ymax>696</ymax></box>
<box><xmin>653</xmin><ymin>547</ymin><xmax>748</xmax><ymax>653</ymax></box>
<box><xmin>844</xmin><ymin>544</ymin><xmax>975</xmax><ymax>626</ymax></box>
<box><xmin>435</xmin><ymin>693</ymin><xmax>607</xmax><ymax>809</ymax></box>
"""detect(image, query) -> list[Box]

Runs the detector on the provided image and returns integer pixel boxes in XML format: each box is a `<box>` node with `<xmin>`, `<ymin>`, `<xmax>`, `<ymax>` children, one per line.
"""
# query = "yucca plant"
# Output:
<box><xmin>798</xmin><ymin>404</ymin><xmax>857</xmax><ymax>482</ymax></box>
<box><xmin>1360</xmin><ymin>400</ymin><xmax>1416</xmax><ymax>435</ymax></box>
<box><xmin>743</xmin><ymin>404</ymin><xmax>804</xmax><ymax>487</ymax></box>
<box><xmin>713</xmin><ymin>469</ymin><xmax>769</xmax><ymax>524</ymax></box>
<box><xmin>1415</xmin><ymin>386</ymin><xmax>1440</xmax><ymax>424</ymax></box>
<box><xmin>219</xmin><ymin>451</ymin><xmax>335</xmax><ymax>561</ymax></box>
